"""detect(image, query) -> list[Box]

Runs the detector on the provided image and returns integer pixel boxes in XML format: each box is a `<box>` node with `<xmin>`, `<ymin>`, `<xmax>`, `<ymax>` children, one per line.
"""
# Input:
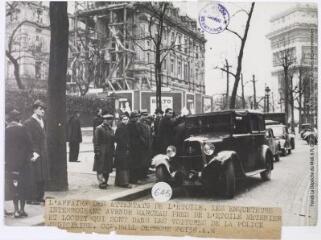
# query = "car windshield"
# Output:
<box><xmin>271</xmin><ymin>125</ymin><xmax>284</xmax><ymax>137</ymax></box>
<box><xmin>185</xmin><ymin>114</ymin><xmax>231</xmax><ymax>134</ymax></box>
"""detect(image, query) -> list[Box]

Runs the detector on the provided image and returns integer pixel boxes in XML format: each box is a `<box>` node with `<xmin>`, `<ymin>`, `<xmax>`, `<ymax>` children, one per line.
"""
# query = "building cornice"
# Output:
<box><xmin>266</xmin><ymin>22</ymin><xmax>317</xmax><ymax>39</ymax></box>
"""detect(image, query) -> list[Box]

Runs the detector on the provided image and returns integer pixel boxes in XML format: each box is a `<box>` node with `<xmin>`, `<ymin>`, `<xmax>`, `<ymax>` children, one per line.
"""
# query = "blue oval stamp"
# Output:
<box><xmin>199</xmin><ymin>2</ymin><xmax>230</xmax><ymax>34</ymax></box>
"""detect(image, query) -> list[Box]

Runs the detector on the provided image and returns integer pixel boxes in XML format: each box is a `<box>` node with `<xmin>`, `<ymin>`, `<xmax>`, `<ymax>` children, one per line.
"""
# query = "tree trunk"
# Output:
<box><xmin>229</xmin><ymin>2</ymin><xmax>255</xmax><ymax>109</ymax></box>
<box><xmin>155</xmin><ymin>50</ymin><xmax>162</xmax><ymax>111</ymax></box>
<box><xmin>46</xmin><ymin>2</ymin><xmax>69</xmax><ymax>191</ymax></box>
<box><xmin>289</xmin><ymin>75</ymin><xmax>295</xmax><ymax>133</ymax></box>
<box><xmin>6</xmin><ymin>51</ymin><xmax>25</xmax><ymax>89</ymax></box>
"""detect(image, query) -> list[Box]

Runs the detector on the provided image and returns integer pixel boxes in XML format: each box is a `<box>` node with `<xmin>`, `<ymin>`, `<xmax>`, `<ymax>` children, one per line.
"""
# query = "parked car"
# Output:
<box><xmin>303</xmin><ymin>128</ymin><xmax>318</xmax><ymax>145</ymax></box>
<box><xmin>265</xmin><ymin>128</ymin><xmax>281</xmax><ymax>162</ymax></box>
<box><xmin>300</xmin><ymin>123</ymin><xmax>312</xmax><ymax>139</ymax></box>
<box><xmin>264</xmin><ymin>112</ymin><xmax>295</xmax><ymax>150</ymax></box>
<box><xmin>267</xmin><ymin>124</ymin><xmax>292</xmax><ymax>156</ymax></box>
<box><xmin>152</xmin><ymin>110</ymin><xmax>274</xmax><ymax>198</ymax></box>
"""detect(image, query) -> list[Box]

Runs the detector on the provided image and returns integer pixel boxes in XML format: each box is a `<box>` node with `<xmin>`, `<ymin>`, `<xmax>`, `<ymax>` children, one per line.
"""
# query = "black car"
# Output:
<box><xmin>153</xmin><ymin>110</ymin><xmax>273</xmax><ymax>198</ymax></box>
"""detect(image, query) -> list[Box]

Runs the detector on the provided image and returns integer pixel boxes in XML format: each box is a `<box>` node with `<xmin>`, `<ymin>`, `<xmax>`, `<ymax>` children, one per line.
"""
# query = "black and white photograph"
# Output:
<box><xmin>1</xmin><ymin>0</ymin><xmax>319</xmax><ymax>239</ymax></box>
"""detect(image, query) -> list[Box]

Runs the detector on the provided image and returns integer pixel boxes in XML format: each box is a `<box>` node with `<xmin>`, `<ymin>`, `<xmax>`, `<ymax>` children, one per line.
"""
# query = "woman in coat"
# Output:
<box><xmin>5</xmin><ymin>110</ymin><xmax>33</xmax><ymax>217</ymax></box>
<box><xmin>93</xmin><ymin>114</ymin><xmax>115</xmax><ymax>189</ymax></box>
<box><xmin>114</xmin><ymin>114</ymin><xmax>132</xmax><ymax>188</ymax></box>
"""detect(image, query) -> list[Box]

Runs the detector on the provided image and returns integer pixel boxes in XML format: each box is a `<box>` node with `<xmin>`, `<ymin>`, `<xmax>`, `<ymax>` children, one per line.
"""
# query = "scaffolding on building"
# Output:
<box><xmin>72</xmin><ymin>2</ymin><xmax>137</xmax><ymax>92</ymax></box>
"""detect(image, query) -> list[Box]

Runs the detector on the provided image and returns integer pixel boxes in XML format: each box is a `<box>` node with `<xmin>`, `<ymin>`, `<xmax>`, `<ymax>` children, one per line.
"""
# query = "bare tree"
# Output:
<box><xmin>274</xmin><ymin>45</ymin><xmax>296</xmax><ymax>125</ymax></box>
<box><xmin>46</xmin><ymin>2</ymin><xmax>69</xmax><ymax>191</ymax></box>
<box><xmin>5</xmin><ymin>2</ymin><xmax>49</xmax><ymax>89</ymax></box>
<box><xmin>130</xmin><ymin>3</ymin><xmax>201</xmax><ymax>110</ymax></box>
<box><xmin>226</xmin><ymin>2</ymin><xmax>255</xmax><ymax>109</ymax></box>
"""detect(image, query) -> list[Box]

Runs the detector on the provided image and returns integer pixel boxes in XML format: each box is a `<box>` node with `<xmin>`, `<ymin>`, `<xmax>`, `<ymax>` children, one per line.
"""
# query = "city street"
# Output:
<box><xmin>137</xmin><ymin>137</ymin><xmax>317</xmax><ymax>226</ymax></box>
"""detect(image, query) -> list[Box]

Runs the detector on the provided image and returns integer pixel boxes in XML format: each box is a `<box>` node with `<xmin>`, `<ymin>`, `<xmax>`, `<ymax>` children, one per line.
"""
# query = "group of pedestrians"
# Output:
<box><xmin>4</xmin><ymin>100</ymin><xmax>186</xmax><ymax>218</ymax></box>
<box><xmin>5</xmin><ymin>100</ymin><xmax>49</xmax><ymax>218</ymax></box>
<box><xmin>91</xmin><ymin>107</ymin><xmax>183</xmax><ymax>189</ymax></box>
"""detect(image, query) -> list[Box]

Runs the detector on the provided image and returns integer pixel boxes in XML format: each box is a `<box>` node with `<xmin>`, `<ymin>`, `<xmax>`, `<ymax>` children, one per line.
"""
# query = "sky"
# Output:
<box><xmin>174</xmin><ymin>1</ymin><xmax>297</xmax><ymax>98</ymax></box>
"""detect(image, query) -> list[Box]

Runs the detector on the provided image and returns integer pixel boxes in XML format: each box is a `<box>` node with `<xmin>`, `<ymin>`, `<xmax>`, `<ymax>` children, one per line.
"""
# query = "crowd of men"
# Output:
<box><xmin>4</xmin><ymin>99</ymin><xmax>187</xmax><ymax>218</ymax></box>
<box><xmin>91</xmin><ymin>107</ymin><xmax>185</xmax><ymax>189</ymax></box>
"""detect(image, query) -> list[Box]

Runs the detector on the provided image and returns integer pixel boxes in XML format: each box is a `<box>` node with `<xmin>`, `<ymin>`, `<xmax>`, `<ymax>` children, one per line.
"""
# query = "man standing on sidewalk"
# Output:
<box><xmin>114</xmin><ymin>114</ymin><xmax>132</xmax><ymax>188</ymax></box>
<box><xmin>93</xmin><ymin>113</ymin><xmax>115</xmax><ymax>189</ymax></box>
<box><xmin>67</xmin><ymin>111</ymin><xmax>82</xmax><ymax>162</ymax></box>
<box><xmin>23</xmin><ymin>100</ymin><xmax>50</xmax><ymax>204</ymax></box>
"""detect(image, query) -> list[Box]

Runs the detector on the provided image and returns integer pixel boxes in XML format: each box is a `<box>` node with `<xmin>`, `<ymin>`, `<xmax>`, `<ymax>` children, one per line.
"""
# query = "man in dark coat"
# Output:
<box><xmin>93</xmin><ymin>113</ymin><xmax>115</xmax><ymax>189</ymax></box>
<box><xmin>67</xmin><ymin>111</ymin><xmax>82</xmax><ymax>162</ymax></box>
<box><xmin>158</xmin><ymin>108</ymin><xmax>179</xmax><ymax>153</ymax></box>
<box><xmin>137</xmin><ymin>112</ymin><xmax>153</xmax><ymax>180</ymax></box>
<box><xmin>5</xmin><ymin>110</ymin><xmax>33</xmax><ymax>217</ymax></box>
<box><xmin>114</xmin><ymin>114</ymin><xmax>131</xmax><ymax>188</ymax></box>
<box><xmin>127</xmin><ymin>111</ymin><xmax>145</xmax><ymax>184</ymax></box>
<box><xmin>23</xmin><ymin>100</ymin><xmax>50</xmax><ymax>204</ymax></box>
<box><xmin>152</xmin><ymin>108</ymin><xmax>163</xmax><ymax>155</ymax></box>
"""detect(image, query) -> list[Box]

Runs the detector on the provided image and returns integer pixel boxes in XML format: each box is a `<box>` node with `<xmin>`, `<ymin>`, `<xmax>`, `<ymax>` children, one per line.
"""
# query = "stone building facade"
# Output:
<box><xmin>6</xmin><ymin>2</ymin><xmax>50</xmax><ymax>89</ymax></box>
<box><xmin>266</xmin><ymin>3</ymin><xmax>318</xmax><ymax>124</ymax></box>
<box><xmin>75</xmin><ymin>2</ymin><xmax>206</xmax><ymax>95</ymax></box>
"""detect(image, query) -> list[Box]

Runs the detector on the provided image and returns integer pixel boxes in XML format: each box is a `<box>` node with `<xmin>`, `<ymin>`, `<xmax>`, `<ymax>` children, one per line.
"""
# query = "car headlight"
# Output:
<box><xmin>166</xmin><ymin>145</ymin><xmax>176</xmax><ymax>158</ymax></box>
<box><xmin>203</xmin><ymin>143</ymin><xmax>215</xmax><ymax>156</ymax></box>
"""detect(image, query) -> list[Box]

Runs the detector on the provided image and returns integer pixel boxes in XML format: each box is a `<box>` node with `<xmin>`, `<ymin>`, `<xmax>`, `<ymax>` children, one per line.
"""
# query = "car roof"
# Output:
<box><xmin>185</xmin><ymin>109</ymin><xmax>264</xmax><ymax>118</ymax></box>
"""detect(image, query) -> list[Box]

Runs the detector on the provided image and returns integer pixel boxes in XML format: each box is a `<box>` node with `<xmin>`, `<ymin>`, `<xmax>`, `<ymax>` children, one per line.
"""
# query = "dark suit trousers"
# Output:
<box><xmin>69</xmin><ymin>142</ymin><xmax>80</xmax><ymax>162</ymax></box>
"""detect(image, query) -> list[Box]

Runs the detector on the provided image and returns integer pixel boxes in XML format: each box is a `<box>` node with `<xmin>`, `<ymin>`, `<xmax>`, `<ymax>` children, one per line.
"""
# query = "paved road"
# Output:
<box><xmin>138</xmin><ymin>137</ymin><xmax>318</xmax><ymax>226</ymax></box>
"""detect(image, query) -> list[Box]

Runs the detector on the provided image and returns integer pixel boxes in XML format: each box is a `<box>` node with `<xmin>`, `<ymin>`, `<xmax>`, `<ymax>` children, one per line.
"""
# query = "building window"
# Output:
<box><xmin>170</xmin><ymin>58</ymin><xmax>174</xmax><ymax>75</ymax></box>
<box><xmin>184</xmin><ymin>63</ymin><xmax>188</xmax><ymax>80</ymax></box>
<box><xmin>178</xmin><ymin>60</ymin><xmax>182</xmax><ymax>78</ymax></box>
<box><xmin>162</xmin><ymin>59</ymin><xmax>167</xmax><ymax>70</ymax></box>
<box><xmin>178</xmin><ymin>34</ymin><xmax>182</xmax><ymax>51</ymax></box>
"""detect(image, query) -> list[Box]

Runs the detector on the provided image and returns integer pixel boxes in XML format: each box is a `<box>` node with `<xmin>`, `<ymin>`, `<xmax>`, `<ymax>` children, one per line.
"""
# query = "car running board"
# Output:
<box><xmin>245</xmin><ymin>169</ymin><xmax>267</xmax><ymax>177</ymax></box>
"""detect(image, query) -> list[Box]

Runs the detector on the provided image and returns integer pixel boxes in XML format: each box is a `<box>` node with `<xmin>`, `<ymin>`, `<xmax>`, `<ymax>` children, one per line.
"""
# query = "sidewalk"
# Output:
<box><xmin>4</xmin><ymin>128</ymin><xmax>155</xmax><ymax>226</ymax></box>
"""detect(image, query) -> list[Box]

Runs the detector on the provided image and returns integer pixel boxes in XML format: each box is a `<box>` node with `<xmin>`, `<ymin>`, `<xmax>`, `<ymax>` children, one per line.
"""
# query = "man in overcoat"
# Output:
<box><xmin>67</xmin><ymin>111</ymin><xmax>82</xmax><ymax>162</ymax></box>
<box><xmin>23</xmin><ymin>100</ymin><xmax>50</xmax><ymax>204</ymax></box>
<box><xmin>114</xmin><ymin>114</ymin><xmax>132</xmax><ymax>188</ymax></box>
<box><xmin>93</xmin><ymin>113</ymin><xmax>115</xmax><ymax>189</ymax></box>
<box><xmin>127</xmin><ymin>111</ymin><xmax>145</xmax><ymax>184</ymax></box>
<box><xmin>158</xmin><ymin>108</ymin><xmax>179</xmax><ymax>154</ymax></box>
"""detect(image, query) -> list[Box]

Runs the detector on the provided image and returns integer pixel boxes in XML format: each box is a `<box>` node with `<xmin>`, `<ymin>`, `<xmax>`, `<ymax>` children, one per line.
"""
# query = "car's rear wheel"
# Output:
<box><xmin>288</xmin><ymin>148</ymin><xmax>292</xmax><ymax>154</ymax></box>
<box><xmin>219</xmin><ymin>161</ymin><xmax>235</xmax><ymax>199</ymax></box>
<box><xmin>281</xmin><ymin>148</ymin><xmax>286</xmax><ymax>156</ymax></box>
<box><xmin>155</xmin><ymin>165</ymin><xmax>170</xmax><ymax>183</ymax></box>
<box><xmin>260</xmin><ymin>154</ymin><xmax>272</xmax><ymax>181</ymax></box>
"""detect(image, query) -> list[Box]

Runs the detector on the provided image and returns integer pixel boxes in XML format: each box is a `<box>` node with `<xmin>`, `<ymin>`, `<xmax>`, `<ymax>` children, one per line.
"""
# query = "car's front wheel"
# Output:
<box><xmin>219</xmin><ymin>161</ymin><xmax>235</xmax><ymax>198</ymax></box>
<box><xmin>260</xmin><ymin>154</ymin><xmax>272</xmax><ymax>181</ymax></box>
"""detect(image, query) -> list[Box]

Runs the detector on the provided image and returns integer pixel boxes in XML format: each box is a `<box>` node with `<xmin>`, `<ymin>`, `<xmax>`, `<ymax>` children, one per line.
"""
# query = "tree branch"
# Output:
<box><xmin>226</xmin><ymin>27</ymin><xmax>242</xmax><ymax>40</ymax></box>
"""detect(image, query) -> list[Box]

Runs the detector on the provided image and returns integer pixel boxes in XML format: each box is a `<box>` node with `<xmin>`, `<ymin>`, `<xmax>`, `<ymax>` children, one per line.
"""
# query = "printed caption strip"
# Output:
<box><xmin>45</xmin><ymin>199</ymin><xmax>281</xmax><ymax>239</ymax></box>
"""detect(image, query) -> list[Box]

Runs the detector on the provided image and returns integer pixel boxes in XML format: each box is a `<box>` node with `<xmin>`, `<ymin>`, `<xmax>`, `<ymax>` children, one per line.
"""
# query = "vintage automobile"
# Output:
<box><xmin>152</xmin><ymin>110</ymin><xmax>274</xmax><ymax>198</ymax></box>
<box><xmin>265</xmin><ymin>128</ymin><xmax>281</xmax><ymax>162</ymax></box>
<box><xmin>302</xmin><ymin>127</ymin><xmax>318</xmax><ymax>145</ymax></box>
<box><xmin>300</xmin><ymin>123</ymin><xmax>312</xmax><ymax>139</ymax></box>
<box><xmin>264</xmin><ymin>112</ymin><xmax>296</xmax><ymax>150</ymax></box>
<box><xmin>266</xmin><ymin>124</ymin><xmax>292</xmax><ymax>156</ymax></box>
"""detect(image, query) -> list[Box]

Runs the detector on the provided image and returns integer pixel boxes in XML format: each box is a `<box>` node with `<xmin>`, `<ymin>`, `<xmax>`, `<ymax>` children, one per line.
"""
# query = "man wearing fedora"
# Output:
<box><xmin>23</xmin><ymin>100</ymin><xmax>50</xmax><ymax>204</ymax></box>
<box><xmin>93</xmin><ymin>112</ymin><xmax>115</xmax><ymax>189</ymax></box>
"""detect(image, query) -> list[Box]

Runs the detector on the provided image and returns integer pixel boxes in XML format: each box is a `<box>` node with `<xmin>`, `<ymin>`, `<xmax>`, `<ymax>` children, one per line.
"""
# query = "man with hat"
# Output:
<box><xmin>93</xmin><ymin>112</ymin><xmax>115</xmax><ymax>189</ymax></box>
<box><xmin>23</xmin><ymin>99</ymin><xmax>50</xmax><ymax>204</ymax></box>
<box><xmin>127</xmin><ymin>111</ymin><xmax>144</xmax><ymax>184</ymax></box>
